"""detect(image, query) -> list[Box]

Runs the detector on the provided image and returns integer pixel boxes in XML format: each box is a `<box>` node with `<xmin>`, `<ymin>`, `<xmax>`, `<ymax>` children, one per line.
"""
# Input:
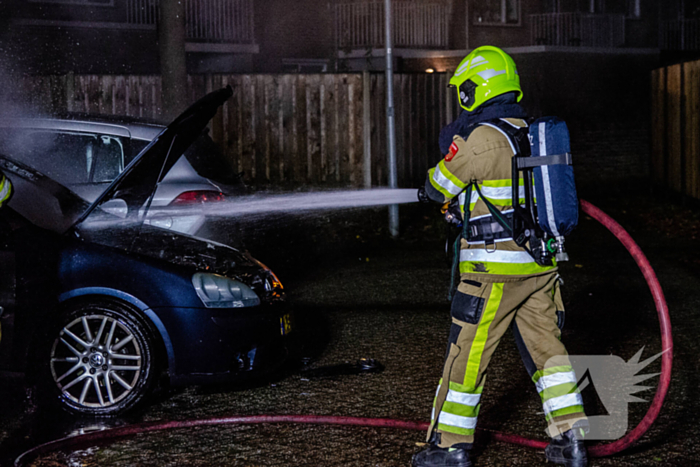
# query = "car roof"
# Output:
<box><xmin>0</xmin><ymin>114</ymin><xmax>165</xmax><ymax>141</ymax></box>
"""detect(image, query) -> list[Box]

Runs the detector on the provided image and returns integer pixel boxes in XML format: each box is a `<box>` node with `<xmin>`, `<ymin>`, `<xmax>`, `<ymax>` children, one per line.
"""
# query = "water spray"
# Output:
<box><xmin>14</xmin><ymin>198</ymin><xmax>672</xmax><ymax>466</ymax></box>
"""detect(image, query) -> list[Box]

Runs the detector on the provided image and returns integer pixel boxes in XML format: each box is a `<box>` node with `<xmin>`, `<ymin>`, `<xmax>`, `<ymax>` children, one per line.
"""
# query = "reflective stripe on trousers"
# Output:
<box><xmin>432</xmin><ymin>381</ymin><xmax>484</xmax><ymax>437</ymax></box>
<box><xmin>428</xmin><ymin>274</ymin><xmax>587</xmax><ymax>447</ymax></box>
<box><xmin>533</xmin><ymin>366</ymin><xmax>584</xmax><ymax>422</ymax></box>
<box><xmin>430</xmin><ymin>284</ymin><xmax>504</xmax><ymax>439</ymax></box>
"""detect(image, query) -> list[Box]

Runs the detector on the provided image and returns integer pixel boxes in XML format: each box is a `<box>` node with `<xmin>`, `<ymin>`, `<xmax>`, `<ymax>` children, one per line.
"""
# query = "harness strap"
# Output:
<box><xmin>473</xmin><ymin>183</ymin><xmax>514</xmax><ymax>235</ymax></box>
<box><xmin>468</xmin><ymin>212</ymin><xmax>514</xmax><ymax>243</ymax></box>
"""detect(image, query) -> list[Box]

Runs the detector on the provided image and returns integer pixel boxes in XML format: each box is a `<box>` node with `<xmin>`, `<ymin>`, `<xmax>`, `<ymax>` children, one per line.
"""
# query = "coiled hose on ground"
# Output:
<box><xmin>14</xmin><ymin>200</ymin><xmax>673</xmax><ymax>466</ymax></box>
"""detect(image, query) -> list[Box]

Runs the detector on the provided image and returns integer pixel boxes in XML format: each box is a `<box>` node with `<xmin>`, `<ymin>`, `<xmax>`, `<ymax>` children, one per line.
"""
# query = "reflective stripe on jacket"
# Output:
<box><xmin>425</xmin><ymin>118</ymin><xmax>556</xmax><ymax>282</ymax></box>
<box><xmin>0</xmin><ymin>174</ymin><xmax>12</xmax><ymax>207</ymax></box>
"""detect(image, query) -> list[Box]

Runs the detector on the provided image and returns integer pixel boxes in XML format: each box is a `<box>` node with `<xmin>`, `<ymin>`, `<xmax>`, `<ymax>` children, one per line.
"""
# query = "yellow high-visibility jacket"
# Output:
<box><xmin>424</xmin><ymin>118</ymin><xmax>556</xmax><ymax>283</ymax></box>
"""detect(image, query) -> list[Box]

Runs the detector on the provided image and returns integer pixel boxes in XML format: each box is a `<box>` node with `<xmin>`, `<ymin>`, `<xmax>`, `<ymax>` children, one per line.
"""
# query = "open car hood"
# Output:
<box><xmin>74</xmin><ymin>86</ymin><xmax>234</xmax><ymax>228</ymax></box>
<box><xmin>71</xmin><ymin>86</ymin><xmax>261</xmax><ymax>272</ymax></box>
<box><xmin>0</xmin><ymin>87</ymin><xmax>260</xmax><ymax>275</ymax></box>
<box><xmin>0</xmin><ymin>156</ymin><xmax>91</xmax><ymax>233</ymax></box>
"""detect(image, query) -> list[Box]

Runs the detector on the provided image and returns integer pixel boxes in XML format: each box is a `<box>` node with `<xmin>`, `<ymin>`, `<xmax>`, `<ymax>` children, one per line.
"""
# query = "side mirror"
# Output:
<box><xmin>101</xmin><ymin>199</ymin><xmax>128</xmax><ymax>219</ymax></box>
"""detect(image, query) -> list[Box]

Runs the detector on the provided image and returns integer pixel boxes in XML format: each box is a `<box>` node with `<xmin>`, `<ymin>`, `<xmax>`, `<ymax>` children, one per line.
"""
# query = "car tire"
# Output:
<box><xmin>38</xmin><ymin>299</ymin><xmax>159</xmax><ymax>417</ymax></box>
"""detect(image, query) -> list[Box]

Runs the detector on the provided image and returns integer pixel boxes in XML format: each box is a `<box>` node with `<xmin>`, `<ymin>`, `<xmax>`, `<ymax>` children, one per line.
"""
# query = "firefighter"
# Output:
<box><xmin>413</xmin><ymin>46</ymin><xmax>588</xmax><ymax>467</ymax></box>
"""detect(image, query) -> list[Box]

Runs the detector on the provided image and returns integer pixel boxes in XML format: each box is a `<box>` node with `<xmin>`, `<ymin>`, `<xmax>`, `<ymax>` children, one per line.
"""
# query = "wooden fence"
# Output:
<box><xmin>651</xmin><ymin>60</ymin><xmax>700</xmax><ymax>199</ymax></box>
<box><xmin>18</xmin><ymin>73</ymin><xmax>459</xmax><ymax>189</ymax></box>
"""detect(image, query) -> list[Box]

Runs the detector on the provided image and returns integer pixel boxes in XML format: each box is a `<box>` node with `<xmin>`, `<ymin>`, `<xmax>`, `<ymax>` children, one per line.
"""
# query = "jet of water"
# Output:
<box><xmin>154</xmin><ymin>188</ymin><xmax>421</xmax><ymax>219</ymax></box>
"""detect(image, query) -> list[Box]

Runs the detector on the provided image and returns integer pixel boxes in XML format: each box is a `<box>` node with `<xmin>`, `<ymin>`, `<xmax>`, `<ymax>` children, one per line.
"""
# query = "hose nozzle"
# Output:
<box><xmin>417</xmin><ymin>186</ymin><xmax>429</xmax><ymax>204</ymax></box>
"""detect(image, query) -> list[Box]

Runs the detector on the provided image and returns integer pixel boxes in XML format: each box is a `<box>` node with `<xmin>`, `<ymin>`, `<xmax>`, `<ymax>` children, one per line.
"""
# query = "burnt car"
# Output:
<box><xmin>0</xmin><ymin>87</ymin><xmax>293</xmax><ymax>416</ymax></box>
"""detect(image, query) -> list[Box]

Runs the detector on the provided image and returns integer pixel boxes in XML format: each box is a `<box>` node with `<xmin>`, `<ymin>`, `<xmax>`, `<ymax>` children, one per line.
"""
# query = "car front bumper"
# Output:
<box><xmin>152</xmin><ymin>300</ymin><xmax>294</xmax><ymax>386</ymax></box>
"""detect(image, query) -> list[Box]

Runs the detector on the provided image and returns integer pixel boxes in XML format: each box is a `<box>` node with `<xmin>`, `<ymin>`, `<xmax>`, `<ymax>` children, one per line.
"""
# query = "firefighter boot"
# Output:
<box><xmin>545</xmin><ymin>428</ymin><xmax>588</xmax><ymax>467</ymax></box>
<box><xmin>411</xmin><ymin>444</ymin><xmax>472</xmax><ymax>467</ymax></box>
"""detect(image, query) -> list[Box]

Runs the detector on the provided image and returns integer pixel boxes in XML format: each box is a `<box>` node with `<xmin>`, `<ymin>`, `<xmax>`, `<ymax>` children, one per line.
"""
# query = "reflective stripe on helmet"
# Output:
<box><xmin>477</xmin><ymin>69</ymin><xmax>506</xmax><ymax>80</ymax></box>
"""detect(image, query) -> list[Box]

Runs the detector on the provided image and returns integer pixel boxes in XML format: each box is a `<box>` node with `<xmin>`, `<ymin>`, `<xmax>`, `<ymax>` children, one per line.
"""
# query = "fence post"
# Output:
<box><xmin>205</xmin><ymin>73</ymin><xmax>213</xmax><ymax>94</ymax></box>
<box><xmin>681</xmin><ymin>19</ymin><xmax>686</xmax><ymax>51</ymax></box>
<box><xmin>363</xmin><ymin>70</ymin><xmax>372</xmax><ymax>188</ymax></box>
<box><xmin>385</xmin><ymin>0</ymin><xmax>399</xmax><ymax>237</ymax></box>
<box><xmin>65</xmin><ymin>71</ymin><xmax>75</xmax><ymax>112</ymax></box>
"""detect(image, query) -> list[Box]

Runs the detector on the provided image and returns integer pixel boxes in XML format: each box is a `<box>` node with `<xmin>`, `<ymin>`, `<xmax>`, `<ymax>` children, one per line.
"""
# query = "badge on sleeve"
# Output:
<box><xmin>445</xmin><ymin>141</ymin><xmax>459</xmax><ymax>162</ymax></box>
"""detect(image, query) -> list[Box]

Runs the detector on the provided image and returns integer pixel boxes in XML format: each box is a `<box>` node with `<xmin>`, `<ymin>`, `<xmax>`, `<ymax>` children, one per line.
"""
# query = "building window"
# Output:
<box><xmin>473</xmin><ymin>0</ymin><xmax>520</xmax><ymax>26</ymax></box>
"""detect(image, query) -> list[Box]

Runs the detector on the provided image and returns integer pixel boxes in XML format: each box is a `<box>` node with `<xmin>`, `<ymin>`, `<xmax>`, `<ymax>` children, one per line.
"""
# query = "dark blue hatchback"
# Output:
<box><xmin>0</xmin><ymin>87</ymin><xmax>293</xmax><ymax>416</ymax></box>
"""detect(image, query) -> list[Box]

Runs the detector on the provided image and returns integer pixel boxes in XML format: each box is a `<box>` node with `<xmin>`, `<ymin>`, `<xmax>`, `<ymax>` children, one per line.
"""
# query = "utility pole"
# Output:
<box><xmin>465</xmin><ymin>0</ymin><xmax>470</xmax><ymax>50</ymax></box>
<box><xmin>385</xmin><ymin>0</ymin><xmax>399</xmax><ymax>238</ymax></box>
<box><xmin>158</xmin><ymin>0</ymin><xmax>188</xmax><ymax>121</ymax></box>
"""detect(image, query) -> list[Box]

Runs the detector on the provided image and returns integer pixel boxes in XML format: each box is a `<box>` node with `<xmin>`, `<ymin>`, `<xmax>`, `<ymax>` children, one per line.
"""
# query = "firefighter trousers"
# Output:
<box><xmin>428</xmin><ymin>271</ymin><xmax>587</xmax><ymax>448</ymax></box>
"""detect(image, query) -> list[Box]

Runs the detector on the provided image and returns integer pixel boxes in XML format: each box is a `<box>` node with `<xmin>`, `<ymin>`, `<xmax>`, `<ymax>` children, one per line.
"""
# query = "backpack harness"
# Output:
<box><xmin>448</xmin><ymin>117</ymin><xmax>577</xmax><ymax>295</ymax></box>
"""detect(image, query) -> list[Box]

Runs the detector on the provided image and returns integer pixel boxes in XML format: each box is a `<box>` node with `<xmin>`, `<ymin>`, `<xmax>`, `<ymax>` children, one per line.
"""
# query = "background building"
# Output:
<box><xmin>2</xmin><ymin>0</ymin><xmax>697</xmax><ymax>187</ymax></box>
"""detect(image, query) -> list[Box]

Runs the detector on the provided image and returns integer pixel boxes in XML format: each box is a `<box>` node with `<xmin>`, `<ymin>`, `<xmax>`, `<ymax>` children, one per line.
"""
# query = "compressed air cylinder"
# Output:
<box><xmin>529</xmin><ymin>117</ymin><xmax>579</xmax><ymax>239</ymax></box>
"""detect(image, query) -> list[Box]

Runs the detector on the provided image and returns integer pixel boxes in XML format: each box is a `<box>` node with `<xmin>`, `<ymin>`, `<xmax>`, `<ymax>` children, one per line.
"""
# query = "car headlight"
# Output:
<box><xmin>266</xmin><ymin>270</ymin><xmax>283</xmax><ymax>292</ymax></box>
<box><xmin>192</xmin><ymin>273</ymin><xmax>261</xmax><ymax>308</ymax></box>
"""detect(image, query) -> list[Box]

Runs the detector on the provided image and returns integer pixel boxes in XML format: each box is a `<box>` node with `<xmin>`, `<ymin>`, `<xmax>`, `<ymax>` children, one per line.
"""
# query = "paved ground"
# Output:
<box><xmin>1</xmin><ymin>188</ymin><xmax>699</xmax><ymax>466</ymax></box>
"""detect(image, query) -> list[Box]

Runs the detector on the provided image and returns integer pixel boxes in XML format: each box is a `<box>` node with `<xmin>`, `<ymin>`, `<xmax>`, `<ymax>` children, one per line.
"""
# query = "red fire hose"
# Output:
<box><xmin>486</xmin><ymin>200</ymin><xmax>673</xmax><ymax>457</ymax></box>
<box><xmin>14</xmin><ymin>200</ymin><xmax>673</xmax><ymax>466</ymax></box>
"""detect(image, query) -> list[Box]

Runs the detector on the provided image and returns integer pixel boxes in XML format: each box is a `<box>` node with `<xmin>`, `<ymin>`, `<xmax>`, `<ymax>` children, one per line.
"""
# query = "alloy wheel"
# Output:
<box><xmin>49</xmin><ymin>314</ymin><xmax>143</xmax><ymax>408</ymax></box>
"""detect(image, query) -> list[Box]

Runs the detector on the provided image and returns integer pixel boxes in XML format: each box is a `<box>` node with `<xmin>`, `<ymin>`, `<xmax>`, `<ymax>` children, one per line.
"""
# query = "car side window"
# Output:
<box><xmin>0</xmin><ymin>130</ymin><xmax>125</xmax><ymax>185</ymax></box>
<box><xmin>92</xmin><ymin>135</ymin><xmax>124</xmax><ymax>183</ymax></box>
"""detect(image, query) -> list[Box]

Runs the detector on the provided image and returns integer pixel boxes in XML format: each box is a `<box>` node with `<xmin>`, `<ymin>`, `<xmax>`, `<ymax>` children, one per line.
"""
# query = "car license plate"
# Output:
<box><xmin>280</xmin><ymin>314</ymin><xmax>292</xmax><ymax>336</ymax></box>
